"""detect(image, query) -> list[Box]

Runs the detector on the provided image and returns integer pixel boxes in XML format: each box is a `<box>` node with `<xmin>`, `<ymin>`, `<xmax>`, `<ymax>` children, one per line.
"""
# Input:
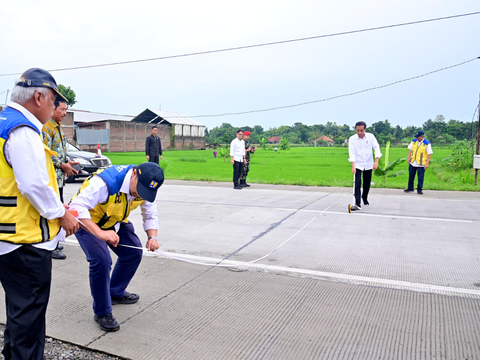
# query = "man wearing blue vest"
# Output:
<box><xmin>0</xmin><ymin>68</ymin><xmax>79</xmax><ymax>360</ymax></box>
<box><xmin>69</xmin><ymin>162</ymin><xmax>163</xmax><ymax>332</ymax></box>
<box><xmin>404</xmin><ymin>130</ymin><xmax>433</xmax><ymax>195</ymax></box>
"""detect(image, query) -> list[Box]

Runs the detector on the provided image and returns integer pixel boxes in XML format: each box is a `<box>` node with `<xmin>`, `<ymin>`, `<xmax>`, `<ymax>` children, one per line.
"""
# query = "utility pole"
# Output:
<box><xmin>4</xmin><ymin>90</ymin><xmax>9</xmax><ymax>107</ymax></box>
<box><xmin>476</xmin><ymin>93</ymin><xmax>480</xmax><ymax>186</ymax></box>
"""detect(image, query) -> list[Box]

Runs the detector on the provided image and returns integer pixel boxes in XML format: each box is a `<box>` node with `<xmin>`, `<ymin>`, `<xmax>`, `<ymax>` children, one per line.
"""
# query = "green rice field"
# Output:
<box><xmin>103</xmin><ymin>147</ymin><xmax>478</xmax><ymax>191</ymax></box>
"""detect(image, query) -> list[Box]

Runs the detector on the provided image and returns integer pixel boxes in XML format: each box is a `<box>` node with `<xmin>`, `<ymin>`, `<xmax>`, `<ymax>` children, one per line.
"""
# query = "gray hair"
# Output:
<box><xmin>10</xmin><ymin>80</ymin><xmax>51</xmax><ymax>104</ymax></box>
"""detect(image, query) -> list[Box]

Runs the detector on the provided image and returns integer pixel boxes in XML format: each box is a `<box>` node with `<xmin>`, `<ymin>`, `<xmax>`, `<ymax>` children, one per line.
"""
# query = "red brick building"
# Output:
<box><xmin>71</xmin><ymin>108</ymin><xmax>206</xmax><ymax>153</ymax></box>
<box><xmin>131</xmin><ymin>109</ymin><xmax>206</xmax><ymax>151</ymax></box>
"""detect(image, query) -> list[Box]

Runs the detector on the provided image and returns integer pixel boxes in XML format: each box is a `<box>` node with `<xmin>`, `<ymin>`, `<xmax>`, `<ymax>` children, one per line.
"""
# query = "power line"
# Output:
<box><xmin>165</xmin><ymin>57</ymin><xmax>480</xmax><ymax>118</ymax></box>
<box><xmin>1</xmin><ymin>11</ymin><xmax>479</xmax><ymax>77</ymax></box>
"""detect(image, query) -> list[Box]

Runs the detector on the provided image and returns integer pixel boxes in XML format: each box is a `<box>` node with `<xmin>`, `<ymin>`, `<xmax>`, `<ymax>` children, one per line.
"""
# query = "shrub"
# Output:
<box><xmin>441</xmin><ymin>140</ymin><xmax>474</xmax><ymax>171</ymax></box>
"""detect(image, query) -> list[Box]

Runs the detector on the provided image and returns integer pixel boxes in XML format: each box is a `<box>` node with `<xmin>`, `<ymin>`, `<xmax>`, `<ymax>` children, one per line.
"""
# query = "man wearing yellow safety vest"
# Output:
<box><xmin>69</xmin><ymin>162</ymin><xmax>163</xmax><ymax>332</ymax></box>
<box><xmin>404</xmin><ymin>130</ymin><xmax>433</xmax><ymax>195</ymax></box>
<box><xmin>0</xmin><ymin>68</ymin><xmax>79</xmax><ymax>360</ymax></box>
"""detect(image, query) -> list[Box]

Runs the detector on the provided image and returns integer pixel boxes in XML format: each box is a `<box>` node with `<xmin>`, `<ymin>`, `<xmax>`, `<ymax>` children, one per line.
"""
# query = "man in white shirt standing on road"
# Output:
<box><xmin>0</xmin><ymin>68</ymin><xmax>79</xmax><ymax>360</ymax></box>
<box><xmin>230</xmin><ymin>129</ymin><xmax>246</xmax><ymax>190</ymax></box>
<box><xmin>348</xmin><ymin>121</ymin><xmax>382</xmax><ymax>210</ymax></box>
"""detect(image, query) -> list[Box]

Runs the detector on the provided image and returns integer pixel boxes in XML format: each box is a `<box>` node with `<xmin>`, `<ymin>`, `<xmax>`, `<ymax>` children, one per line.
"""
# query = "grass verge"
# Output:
<box><xmin>103</xmin><ymin>147</ymin><xmax>479</xmax><ymax>191</ymax></box>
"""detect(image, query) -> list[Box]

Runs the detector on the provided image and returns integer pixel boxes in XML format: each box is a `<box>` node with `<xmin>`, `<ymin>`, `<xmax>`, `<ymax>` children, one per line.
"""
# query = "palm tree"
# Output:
<box><xmin>218</xmin><ymin>146</ymin><xmax>230</xmax><ymax>163</ymax></box>
<box><xmin>374</xmin><ymin>141</ymin><xmax>407</xmax><ymax>183</ymax></box>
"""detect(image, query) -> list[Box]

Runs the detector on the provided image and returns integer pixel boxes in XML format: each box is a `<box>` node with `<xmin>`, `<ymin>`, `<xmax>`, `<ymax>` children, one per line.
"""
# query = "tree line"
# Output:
<box><xmin>206</xmin><ymin>115</ymin><xmax>478</xmax><ymax>146</ymax></box>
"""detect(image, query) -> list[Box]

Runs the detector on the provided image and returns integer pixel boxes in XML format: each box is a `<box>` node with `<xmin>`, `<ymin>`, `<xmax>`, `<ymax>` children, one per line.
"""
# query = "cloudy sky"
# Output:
<box><xmin>1</xmin><ymin>0</ymin><xmax>479</xmax><ymax>131</ymax></box>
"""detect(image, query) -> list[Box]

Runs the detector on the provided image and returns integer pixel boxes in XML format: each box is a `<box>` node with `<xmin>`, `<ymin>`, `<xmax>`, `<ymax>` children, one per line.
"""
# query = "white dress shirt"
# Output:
<box><xmin>230</xmin><ymin>138</ymin><xmax>245</xmax><ymax>162</ymax></box>
<box><xmin>0</xmin><ymin>102</ymin><xmax>65</xmax><ymax>255</ymax></box>
<box><xmin>69</xmin><ymin>168</ymin><xmax>159</xmax><ymax>233</ymax></box>
<box><xmin>408</xmin><ymin>140</ymin><xmax>433</xmax><ymax>167</ymax></box>
<box><xmin>348</xmin><ymin>132</ymin><xmax>382</xmax><ymax>171</ymax></box>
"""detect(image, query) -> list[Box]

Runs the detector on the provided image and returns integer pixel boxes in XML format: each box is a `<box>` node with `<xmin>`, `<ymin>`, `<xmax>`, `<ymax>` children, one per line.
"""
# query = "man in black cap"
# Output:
<box><xmin>404</xmin><ymin>130</ymin><xmax>433</xmax><ymax>195</ymax></box>
<box><xmin>0</xmin><ymin>68</ymin><xmax>79</xmax><ymax>359</ymax></box>
<box><xmin>69</xmin><ymin>162</ymin><xmax>164</xmax><ymax>332</ymax></box>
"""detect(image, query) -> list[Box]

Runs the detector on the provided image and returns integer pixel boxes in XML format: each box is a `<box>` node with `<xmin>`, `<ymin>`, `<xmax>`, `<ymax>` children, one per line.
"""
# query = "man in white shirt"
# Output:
<box><xmin>348</xmin><ymin>121</ymin><xmax>382</xmax><ymax>210</ymax></box>
<box><xmin>0</xmin><ymin>68</ymin><xmax>79</xmax><ymax>360</ymax></box>
<box><xmin>404</xmin><ymin>130</ymin><xmax>433</xmax><ymax>195</ymax></box>
<box><xmin>69</xmin><ymin>162</ymin><xmax>163</xmax><ymax>332</ymax></box>
<box><xmin>230</xmin><ymin>129</ymin><xmax>246</xmax><ymax>189</ymax></box>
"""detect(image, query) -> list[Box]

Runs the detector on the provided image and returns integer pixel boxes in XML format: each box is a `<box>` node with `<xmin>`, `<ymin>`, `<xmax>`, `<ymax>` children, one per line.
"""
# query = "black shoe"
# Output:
<box><xmin>52</xmin><ymin>249</ymin><xmax>66</xmax><ymax>260</ymax></box>
<box><xmin>354</xmin><ymin>204</ymin><xmax>362</xmax><ymax>210</ymax></box>
<box><xmin>111</xmin><ymin>292</ymin><xmax>140</xmax><ymax>305</ymax></box>
<box><xmin>363</xmin><ymin>199</ymin><xmax>369</xmax><ymax>206</ymax></box>
<box><xmin>234</xmin><ymin>185</ymin><xmax>243</xmax><ymax>189</ymax></box>
<box><xmin>404</xmin><ymin>189</ymin><xmax>414</xmax><ymax>193</ymax></box>
<box><xmin>244</xmin><ymin>183</ymin><xmax>251</xmax><ymax>187</ymax></box>
<box><xmin>417</xmin><ymin>190</ymin><xmax>423</xmax><ymax>195</ymax></box>
<box><xmin>57</xmin><ymin>244</ymin><xmax>64</xmax><ymax>251</ymax></box>
<box><xmin>94</xmin><ymin>313</ymin><xmax>120</xmax><ymax>332</ymax></box>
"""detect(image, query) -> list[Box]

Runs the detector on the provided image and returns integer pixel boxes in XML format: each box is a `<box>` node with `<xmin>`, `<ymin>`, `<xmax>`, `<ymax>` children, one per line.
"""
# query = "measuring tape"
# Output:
<box><xmin>66</xmin><ymin>191</ymin><xmax>348</xmax><ymax>269</ymax></box>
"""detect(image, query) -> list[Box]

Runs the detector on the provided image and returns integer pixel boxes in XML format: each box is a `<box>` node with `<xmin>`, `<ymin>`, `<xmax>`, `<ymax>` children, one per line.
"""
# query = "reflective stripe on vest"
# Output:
<box><xmin>0</xmin><ymin>107</ymin><xmax>61</xmax><ymax>244</ymax></box>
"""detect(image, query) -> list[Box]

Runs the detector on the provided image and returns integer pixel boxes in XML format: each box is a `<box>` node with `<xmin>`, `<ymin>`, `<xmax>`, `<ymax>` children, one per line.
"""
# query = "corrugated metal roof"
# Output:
<box><xmin>69</xmin><ymin>109</ymin><xmax>134</xmax><ymax>123</ymax></box>
<box><xmin>69</xmin><ymin>108</ymin><xmax>205</xmax><ymax>127</ymax></box>
<box><xmin>147</xmin><ymin>109</ymin><xmax>204</xmax><ymax>126</ymax></box>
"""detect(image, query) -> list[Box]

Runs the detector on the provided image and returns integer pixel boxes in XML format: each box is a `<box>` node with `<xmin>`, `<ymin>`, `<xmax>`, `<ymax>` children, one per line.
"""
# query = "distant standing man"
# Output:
<box><xmin>239</xmin><ymin>131</ymin><xmax>256</xmax><ymax>187</ymax></box>
<box><xmin>348</xmin><ymin>121</ymin><xmax>382</xmax><ymax>210</ymax></box>
<box><xmin>145</xmin><ymin>125</ymin><xmax>162</xmax><ymax>164</ymax></box>
<box><xmin>230</xmin><ymin>129</ymin><xmax>246</xmax><ymax>189</ymax></box>
<box><xmin>0</xmin><ymin>68</ymin><xmax>79</xmax><ymax>360</ymax></box>
<box><xmin>404</xmin><ymin>130</ymin><xmax>432</xmax><ymax>195</ymax></box>
<box><xmin>42</xmin><ymin>98</ymin><xmax>79</xmax><ymax>259</ymax></box>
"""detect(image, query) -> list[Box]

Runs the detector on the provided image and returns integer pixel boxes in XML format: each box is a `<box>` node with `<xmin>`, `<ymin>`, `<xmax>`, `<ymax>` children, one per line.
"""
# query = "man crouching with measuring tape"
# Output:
<box><xmin>69</xmin><ymin>162</ymin><xmax>164</xmax><ymax>332</ymax></box>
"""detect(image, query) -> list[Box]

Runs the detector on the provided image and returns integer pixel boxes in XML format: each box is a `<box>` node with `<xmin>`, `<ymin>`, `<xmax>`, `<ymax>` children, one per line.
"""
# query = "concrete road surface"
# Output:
<box><xmin>1</xmin><ymin>180</ymin><xmax>479</xmax><ymax>359</ymax></box>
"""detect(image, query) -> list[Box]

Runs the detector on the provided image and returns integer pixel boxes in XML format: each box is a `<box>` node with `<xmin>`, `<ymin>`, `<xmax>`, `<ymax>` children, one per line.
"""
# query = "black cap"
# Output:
<box><xmin>414</xmin><ymin>130</ymin><xmax>425</xmax><ymax>138</ymax></box>
<box><xmin>17</xmin><ymin>68</ymin><xmax>67</xmax><ymax>102</ymax></box>
<box><xmin>136</xmin><ymin>162</ymin><xmax>164</xmax><ymax>202</ymax></box>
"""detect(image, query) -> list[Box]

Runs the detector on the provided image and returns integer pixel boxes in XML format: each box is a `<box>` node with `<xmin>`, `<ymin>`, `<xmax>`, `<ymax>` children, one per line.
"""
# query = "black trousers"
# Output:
<box><xmin>0</xmin><ymin>246</ymin><xmax>52</xmax><ymax>360</ymax></box>
<box><xmin>233</xmin><ymin>161</ymin><xmax>243</xmax><ymax>187</ymax></box>
<box><xmin>407</xmin><ymin>164</ymin><xmax>425</xmax><ymax>191</ymax></box>
<box><xmin>148</xmin><ymin>156</ymin><xmax>159</xmax><ymax>165</ymax></box>
<box><xmin>59</xmin><ymin>186</ymin><xmax>64</xmax><ymax>203</ymax></box>
<box><xmin>354</xmin><ymin>169</ymin><xmax>372</xmax><ymax>206</ymax></box>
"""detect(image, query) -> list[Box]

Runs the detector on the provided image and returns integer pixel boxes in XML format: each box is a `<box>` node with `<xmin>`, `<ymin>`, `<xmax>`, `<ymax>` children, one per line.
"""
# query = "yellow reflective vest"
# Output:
<box><xmin>70</xmin><ymin>166</ymin><xmax>145</xmax><ymax>230</ymax></box>
<box><xmin>0</xmin><ymin>107</ymin><xmax>61</xmax><ymax>244</ymax></box>
<box><xmin>410</xmin><ymin>139</ymin><xmax>431</xmax><ymax>166</ymax></box>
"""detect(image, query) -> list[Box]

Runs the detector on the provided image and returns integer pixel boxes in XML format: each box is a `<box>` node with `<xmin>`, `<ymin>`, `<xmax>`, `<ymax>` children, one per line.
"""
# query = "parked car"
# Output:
<box><xmin>66</xmin><ymin>142</ymin><xmax>112</xmax><ymax>183</ymax></box>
